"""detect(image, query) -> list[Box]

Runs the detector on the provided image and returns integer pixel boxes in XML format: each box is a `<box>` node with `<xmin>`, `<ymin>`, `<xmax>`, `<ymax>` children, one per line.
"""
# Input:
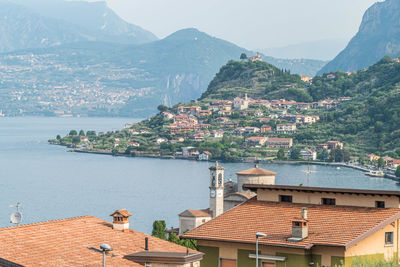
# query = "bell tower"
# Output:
<box><xmin>209</xmin><ymin>161</ymin><xmax>224</xmax><ymax>218</ymax></box>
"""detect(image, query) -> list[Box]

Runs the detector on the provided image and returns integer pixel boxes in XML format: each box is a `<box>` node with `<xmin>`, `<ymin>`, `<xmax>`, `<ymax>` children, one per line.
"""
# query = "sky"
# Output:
<box><xmin>93</xmin><ymin>0</ymin><xmax>379</xmax><ymax>50</ymax></box>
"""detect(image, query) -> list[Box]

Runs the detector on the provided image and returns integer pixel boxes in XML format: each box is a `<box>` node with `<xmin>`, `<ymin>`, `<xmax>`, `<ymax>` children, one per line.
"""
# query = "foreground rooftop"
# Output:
<box><xmin>0</xmin><ymin>215</ymin><xmax>200</xmax><ymax>266</ymax></box>
<box><xmin>183</xmin><ymin>198</ymin><xmax>400</xmax><ymax>249</ymax></box>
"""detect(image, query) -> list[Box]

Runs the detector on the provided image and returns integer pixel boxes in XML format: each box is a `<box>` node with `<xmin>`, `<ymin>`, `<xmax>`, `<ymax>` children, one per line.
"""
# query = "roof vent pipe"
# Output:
<box><xmin>302</xmin><ymin>207</ymin><xmax>308</xmax><ymax>220</ymax></box>
<box><xmin>145</xmin><ymin>237</ymin><xmax>149</xmax><ymax>251</ymax></box>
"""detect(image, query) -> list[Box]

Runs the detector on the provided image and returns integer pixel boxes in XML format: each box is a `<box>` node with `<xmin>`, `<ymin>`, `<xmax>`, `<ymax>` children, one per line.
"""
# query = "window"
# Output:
<box><xmin>322</xmin><ymin>198</ymin><xmax>336</xmax><ymax>205</ymax></box>
<box><xmin>279</xmin><ymin>195</ymin><xmax>293</xmax><ymax>203</ymax></box>
<box><xmin>385</xmin><ymin>232</ymin><xmax>394</xmax><ymax>246</ymax></box>
<box><xmin>376</xmin><ymin>201</ymin><xmax>385</xmax><ymax>208</ymax></box>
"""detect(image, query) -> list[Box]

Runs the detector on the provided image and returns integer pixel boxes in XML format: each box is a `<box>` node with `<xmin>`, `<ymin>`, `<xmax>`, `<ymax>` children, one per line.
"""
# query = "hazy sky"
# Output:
<box><xmin>92</xmin><ymin>0</ymin><xmax>378</xmax><ymax>49</ymax></box>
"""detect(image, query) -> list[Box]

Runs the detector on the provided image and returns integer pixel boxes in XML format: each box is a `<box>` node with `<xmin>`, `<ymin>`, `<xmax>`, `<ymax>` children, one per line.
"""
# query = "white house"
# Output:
<box><xmin>199</xmin><ymin>151</ymin><xmax>212</xmax><ymax>161</ymax></box>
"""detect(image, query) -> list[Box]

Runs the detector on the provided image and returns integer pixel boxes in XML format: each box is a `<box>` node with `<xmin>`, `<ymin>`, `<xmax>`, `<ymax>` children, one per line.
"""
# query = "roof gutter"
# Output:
<box><xmin>182</xmin><ymin>236</ymin><xmax>311</xmax><ymax>250</ymax></box>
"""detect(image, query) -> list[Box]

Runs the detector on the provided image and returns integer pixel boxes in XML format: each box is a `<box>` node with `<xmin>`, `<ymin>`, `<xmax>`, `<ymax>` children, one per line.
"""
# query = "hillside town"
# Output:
<box><xmin>51</xmin><ymin>88</ymin><xmax>400</xmax><ymax>179</ymax></box>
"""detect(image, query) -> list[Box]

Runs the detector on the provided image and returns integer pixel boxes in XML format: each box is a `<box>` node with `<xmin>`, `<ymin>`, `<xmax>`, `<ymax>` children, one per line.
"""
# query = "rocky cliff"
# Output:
<box><xmin>318</xmin><ymin>0</ymin><xmax>400</xmax><ymax>74</ymax></box>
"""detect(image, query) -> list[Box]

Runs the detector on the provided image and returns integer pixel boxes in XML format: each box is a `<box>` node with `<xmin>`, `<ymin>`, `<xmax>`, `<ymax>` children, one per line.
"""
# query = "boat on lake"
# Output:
<box><xmin>364</xmin><ymin>170</ymin><xmax>385</xmax><ymax>177</ymax></box>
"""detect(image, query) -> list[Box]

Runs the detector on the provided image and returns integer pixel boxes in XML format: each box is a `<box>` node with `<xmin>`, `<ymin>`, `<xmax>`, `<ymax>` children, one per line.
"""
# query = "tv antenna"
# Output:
<box><xmin>10</xmin><ymin>202</ymin><xmax>22</xmax><ymax>225</ymax></box>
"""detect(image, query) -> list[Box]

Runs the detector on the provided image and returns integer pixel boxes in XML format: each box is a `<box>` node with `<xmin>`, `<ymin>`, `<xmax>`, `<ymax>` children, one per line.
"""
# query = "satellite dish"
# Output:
<box><xmin>10</xmin><ymin>211</ymin><xmax>22</xmax><ymax>224</ymax></box>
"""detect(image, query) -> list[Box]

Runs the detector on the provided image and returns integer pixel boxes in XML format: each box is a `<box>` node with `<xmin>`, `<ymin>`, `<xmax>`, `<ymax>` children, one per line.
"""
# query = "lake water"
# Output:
<box><xmin>0</xmin><ymin>117</ymin><xmax>399</xmax><ymax>234</ymax></box>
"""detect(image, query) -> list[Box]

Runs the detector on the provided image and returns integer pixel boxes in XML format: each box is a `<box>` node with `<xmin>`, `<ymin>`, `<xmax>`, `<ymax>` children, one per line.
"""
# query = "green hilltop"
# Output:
<box><xmin>200</xmin><ymin>60</ymin><xmax>310</xmax><ymax>102</ymax></box>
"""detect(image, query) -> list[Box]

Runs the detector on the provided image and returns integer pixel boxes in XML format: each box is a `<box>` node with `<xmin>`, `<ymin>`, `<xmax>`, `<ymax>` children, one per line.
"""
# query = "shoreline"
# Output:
<box><xmin>72</xmin><ymin>148</ymin><xmax>399</xmax><ymax>181</ymax></box>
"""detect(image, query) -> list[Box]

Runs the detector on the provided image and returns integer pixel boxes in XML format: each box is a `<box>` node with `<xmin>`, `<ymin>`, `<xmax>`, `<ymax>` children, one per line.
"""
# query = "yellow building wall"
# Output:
<box><xmin>310</xmin><ymin>246</ymin><xmax>345</xmax><ymax>266</ymax></box>
<box><xmin>345</xmin><ymin>220</ymin><xmax>399</xmax><ymax>263</ymax></box>
<box><xmin>197</xmin><ymin>240</ymin><xmax>307</xmax><ymax>260</ymax></box>
<box><xmin>257</xmin><ymin>189</ymin><xmax>400</xmax><ymax>208</ymax></box>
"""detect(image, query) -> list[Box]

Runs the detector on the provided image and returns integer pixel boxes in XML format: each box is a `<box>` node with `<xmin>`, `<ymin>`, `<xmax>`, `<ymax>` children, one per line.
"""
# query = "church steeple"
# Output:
<box><xmin>209</xmin><ymin>161</ymin><xmax>224</xmax><ymax>218</ymax></box>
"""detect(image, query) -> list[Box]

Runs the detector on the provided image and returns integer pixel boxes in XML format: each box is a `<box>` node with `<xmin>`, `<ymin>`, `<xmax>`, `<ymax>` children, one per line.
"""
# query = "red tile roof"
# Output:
<box><xmin>110</xmin><ymin>209</ymin><xmax>132</xmax><ymax>217</ymax></box>
<box><xmin>267</xmin><ymin>138</ymin><xmax>292</xmax><ymax>142</ymax></box>
<box><xmin>183</xmin><ymin>198</ymin><xmax>400</xmax><ymax>249</ymax></box>
<box><xmin>236</xmin><ymin>167</ymin><xmax>276</xmax><ymax>176</ymax></box>
<box><xmin>0</xmin><ymin>216</ymin><xmax>193</xmax><ymax>266</ymax></box>
<box><xmin>179</xmin><ymin>209</ymin><xmax>211</xmax><ymax>218</ymax></box>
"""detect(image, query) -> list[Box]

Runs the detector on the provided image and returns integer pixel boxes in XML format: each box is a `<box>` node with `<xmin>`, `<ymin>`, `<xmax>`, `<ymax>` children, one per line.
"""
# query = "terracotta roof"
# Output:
<box><xmin>0</xmin><ymin>216</ymin><xmax>194</xmax><ymax>266</ymax></box>
<box><xmin>224</xmin><ymin>192</ymin><xmax>252</xmax><ymax>200</ymax></box>
<box><xmin>183</xmin><ymin>199</ymin><xmax>400</xmax><ymax>249</ymax></box>
<box><xmin>236</xmin><ymin>166</ymin><xmax>276</xmax><ymax>176</ymax></box>
<box><xmin>243</xmin><ymin>184</ymin><xmax>400</xmax><ymax>197</ymax></box>
<box><xmin>267</xmin><ymin>138</ymin><xmax>292</xmax><ymax>142</ymax></box>
<box><xmin>179</xmin><ymin>209</ymin><xmax>212</xmax><ymax>218</ymax></box>
<box><xmin>110</xmin><ymin>209</ymin><xmax>132</xmax><ymax>217</ymax></box>
<box><xmin>247</xmin><ymin>137</ymin><xmax>267</xmax><ymax>141</ymax></box>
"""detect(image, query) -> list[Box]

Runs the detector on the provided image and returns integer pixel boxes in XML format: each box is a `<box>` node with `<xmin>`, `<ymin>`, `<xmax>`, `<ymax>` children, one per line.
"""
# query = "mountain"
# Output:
<box><xmin>12</xmin><ymin>0</ymin><xmax>157</xmax><ymax>45</ymax></box>
<box><xmin>0</xmin><ymin>0</ymin><xmax>156</xmax><ymax>53</ymax></box>
<box><xmin>261</xmin><ymin>39</ymin><xmax>348</xmax><ymax>61</ymax></box>
<box><xmin>318</xmin><ymin>0</ymin><xmax>400</xmax><ymax>75</ymax></box>
<box><xmin>0</xmin><ymin>28</ymin><xmax>327</xmax><ymax>117</ymax></box>
<box><xmin>119</xmin><ymin>29</ymin><xmax>325</xmax><ymax>115</ymax></box>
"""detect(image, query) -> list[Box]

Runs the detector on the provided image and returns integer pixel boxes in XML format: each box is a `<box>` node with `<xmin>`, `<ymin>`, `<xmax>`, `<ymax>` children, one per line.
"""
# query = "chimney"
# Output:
<box><xmin>110</xmin><ymin>209</ymin><xmax>132</xmax><ymax>231</ymax></box>
<box><xmin>145</xmin><ymin>237</ymin><xmax>149</xmax><ymax>251</ymax></box>
<box><xmin>301</xmin><ymin>207</ymin><xmax>308</xmax><ymax>220</ymax></box>
<box><xmin>291</xmin><ymin>208</ymin><xmax>309</xmax><ymax>240</ymax></box>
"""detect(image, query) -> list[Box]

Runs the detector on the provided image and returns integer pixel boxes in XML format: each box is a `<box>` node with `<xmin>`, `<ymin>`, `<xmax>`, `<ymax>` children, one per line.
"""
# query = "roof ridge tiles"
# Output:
<box><xmin>0</xmin><ymin>215</ymin><xmax>95</xmax><ymax>231</ymax></box>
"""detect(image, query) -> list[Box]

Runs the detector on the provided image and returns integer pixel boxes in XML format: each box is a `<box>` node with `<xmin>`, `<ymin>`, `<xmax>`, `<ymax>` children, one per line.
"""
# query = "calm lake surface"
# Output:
<box><xmin>0</xmin><ymin>117</ymin><xmax>399</xmax><ymax>233</ymax></box>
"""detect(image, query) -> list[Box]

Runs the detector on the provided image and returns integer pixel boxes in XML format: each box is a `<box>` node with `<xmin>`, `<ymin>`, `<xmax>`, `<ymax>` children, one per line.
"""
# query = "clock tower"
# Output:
<box><xmin>209</xmin><ymin>161</ymin><xmax>224</xmax><ymax>218</ymax></box>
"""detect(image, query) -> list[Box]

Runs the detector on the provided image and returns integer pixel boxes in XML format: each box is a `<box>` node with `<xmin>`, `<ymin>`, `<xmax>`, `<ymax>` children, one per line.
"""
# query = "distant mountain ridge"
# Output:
<box><xmin>0</xmin><ymin>28</ymin><xmax>327</xmax><ymax>117</ymax></box>
<box><xmin>0</xmin><ymin>0</ymin><xmax>157</xmax><ymax>53</ymax></box>
<box><xmin>318</xmin><ymin>0</ymin><xmax>400</xmax><ymax>74</ymax></box>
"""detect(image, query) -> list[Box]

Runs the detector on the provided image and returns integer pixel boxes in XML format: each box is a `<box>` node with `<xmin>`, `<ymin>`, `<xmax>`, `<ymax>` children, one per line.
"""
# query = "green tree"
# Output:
<box><xmin>72</xmin><ymin>136</ymin><xmax>81</xmax><ymax>146</ymax></box>
<box><xmin>111</xmin><ymin>147</ymin><xmax>119</xmax><ymax>155</ymax></box>
<box><xmin>79</xmin><ymin>130</ymin><xmax>85</xmax><ymax>136</ymax></box>
<box><xmin>396</xmin><ymin>166</ymin><xmax>400</xmax><ymax>178</ymax></box>
<box><xmin>56</xmin><ymin>135</ymin><xmax>61</xmax><ymax>141</ymax></box>
<box><xmin>152</xmin><ymin>220</ymin><xmax>167</xmax><ymax>240</ymax></box>
<box><xmin>167</xmin><ymin>232</ymin><xmax>180</xmax><ymax>244</ymax></box>
<box><xmin>86</xmin><ymin>131</ymin><xmax>97</xmax><ymax>137</ymax></box>
<box><xmin>277</xmin><ymin>148</ymin><xmax>285</xmax><ymax>160</ymax></box>
<box><xmin>240</xmin><ymin>53</ymin><xmax>247</xmax><ymax>61</ymax></box>
<box><xmin>157</xmin><ymin>105</ymin><xmax>169</xmax><ymax>113</ymax></box>
<box><xmin>69</xmin><ymin>130</ymin><xmax>78</xmax><ymax>136</ymax></box>
<box><xmin>318</xmin><ymin>148</ymin><xmax>329</xmax><ymax>161</ymax></box>
<box><xmin>377</xmin><ymin>157</ymin><xmax>386</xmax><ymax>169</ymax></box>
<box><xmin>290</xmin><ymin>147</ymin><xmax>301</xmax><ymax>160</ymax></box>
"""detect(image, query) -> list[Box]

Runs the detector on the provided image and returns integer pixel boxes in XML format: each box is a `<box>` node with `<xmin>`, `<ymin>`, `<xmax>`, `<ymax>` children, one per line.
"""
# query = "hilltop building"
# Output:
<box><xmin>0</xmin><ymin>209</ymin><xmax>203</xmax><ymax>267</ymax></box>
<box><xmin>179</xmin><ymin>163</ymin><xmax>276</xmax><ymax>234</ymax></box>
<box><xmin>184</xmin><ymin>184</ymin><xmax>400</xmax><ymax>267</ymax></box>
<box><xmin>249</xmin><ymin>52</ymin><xmax>263</xmax><ymax>62</ymax></box>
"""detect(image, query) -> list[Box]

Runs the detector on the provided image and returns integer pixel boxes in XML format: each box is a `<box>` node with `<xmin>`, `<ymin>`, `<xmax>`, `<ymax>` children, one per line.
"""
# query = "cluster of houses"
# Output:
<box><xmin>109</xmin><ymin>92</ymin><xmax>352</xmax><ymax>162</ymax></box>
<box><xmin>158</xmin><ymin>96</ymin><xmax>341</xmax><ymax>145</ymax></box>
